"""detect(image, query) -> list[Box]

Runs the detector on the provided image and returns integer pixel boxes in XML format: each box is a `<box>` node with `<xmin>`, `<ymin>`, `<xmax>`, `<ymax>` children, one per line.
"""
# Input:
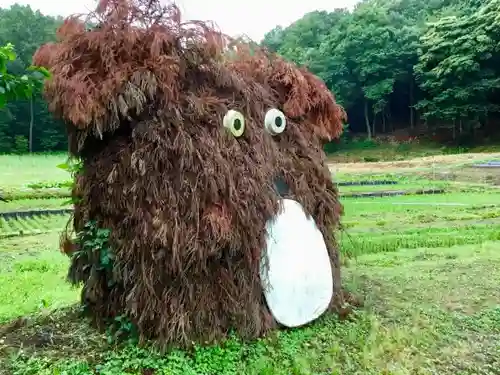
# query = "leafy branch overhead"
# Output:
<box><xmin>0</xmin><ymin>42</ymin><xmax>50</xmax><ymax>108</ymax></box>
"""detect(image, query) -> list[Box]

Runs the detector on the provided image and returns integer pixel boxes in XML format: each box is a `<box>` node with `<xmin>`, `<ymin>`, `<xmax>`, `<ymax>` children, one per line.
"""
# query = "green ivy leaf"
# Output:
<box><xmin>56</xmin><ymin>162</ymin><xmax>69</xmax><ymax>170</ymax></box>
<box><xmin>27</xmin><ymin>65</ymin><xmax>51</xmax><ymax>78</ymax></box>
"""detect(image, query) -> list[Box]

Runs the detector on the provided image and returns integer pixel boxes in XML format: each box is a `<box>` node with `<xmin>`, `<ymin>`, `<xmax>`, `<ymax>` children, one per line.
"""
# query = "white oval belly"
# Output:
<box><xmin>260</xmin><ymin>199</ymin><xmax>334</xmax><ymax>327</ymax></box>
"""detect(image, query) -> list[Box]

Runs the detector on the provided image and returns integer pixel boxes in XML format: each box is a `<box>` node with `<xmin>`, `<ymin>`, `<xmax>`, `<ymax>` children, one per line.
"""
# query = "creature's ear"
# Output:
<box><xmin>268</xmin><ymin>61</ymin><xmax>346</xmax><ymax>142</ymax></box>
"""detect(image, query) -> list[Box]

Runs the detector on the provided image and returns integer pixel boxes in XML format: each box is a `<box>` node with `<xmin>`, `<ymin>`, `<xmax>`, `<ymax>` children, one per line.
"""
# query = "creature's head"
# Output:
<box><xmin>228</xmin><ymin>51</ymin><xmax>346</xmax><ymax>210</ymax></box>
<box><xmin>34</xmin><ymin>0</ymin><xmax>344</xmax><ymax>243</ymax></box>
<box><xmin>34</xmin><ymin>0</ymin><xmax>346</xmax><ymax>337</ymax></box>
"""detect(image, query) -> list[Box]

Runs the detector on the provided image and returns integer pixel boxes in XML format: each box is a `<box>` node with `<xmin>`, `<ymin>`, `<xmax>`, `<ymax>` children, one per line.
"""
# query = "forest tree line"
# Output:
<box><xmin>262</xmin><ymin>0</ymin><xmax>500</xmax><ymax>144</ymax></box>
<box><xmin>0</xmin><ymin>0</ymin><xmax>499</xmax><ymax>153</ymax></box>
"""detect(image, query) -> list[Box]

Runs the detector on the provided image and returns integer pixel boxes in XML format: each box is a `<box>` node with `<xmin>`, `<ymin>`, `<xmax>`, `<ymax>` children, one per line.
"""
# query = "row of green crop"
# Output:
<box><xmin>341</xmin><ymin>224</ymin><xmax>500</xmax><ymax>257</ymax></box>
<box><xmin>0</xmin><ymin>210</ymin><xmax>496</xmax><ymax>260</ymax></box>
<box><xmin>0</xmin><ymin>214</ymin><xmax>69</xmax><ymax>239</ymax></box>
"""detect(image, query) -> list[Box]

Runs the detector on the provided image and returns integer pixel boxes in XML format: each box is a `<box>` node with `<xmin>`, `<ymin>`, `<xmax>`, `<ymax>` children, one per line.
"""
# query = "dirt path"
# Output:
<box><xmin>329</xmin><ymin>152</ymin><xmax>500</xmax><ymax>173</ymax></box>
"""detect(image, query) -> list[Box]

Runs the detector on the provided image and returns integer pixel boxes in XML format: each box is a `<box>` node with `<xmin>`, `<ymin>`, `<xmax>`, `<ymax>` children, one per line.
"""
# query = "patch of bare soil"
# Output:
<box><xmin>329</xmin><ymin>152</ymin><xmax>500</xmax><ymax>173</ymax></box>
<box><xmin>425</xmin><ymin>167</ymin><xmax>500</xmax><ymax>185</ymax></box>
<box><xmin>0</xmin><ymin>307</ymin><xmax>107</xmax><ymax>364</ymax></box>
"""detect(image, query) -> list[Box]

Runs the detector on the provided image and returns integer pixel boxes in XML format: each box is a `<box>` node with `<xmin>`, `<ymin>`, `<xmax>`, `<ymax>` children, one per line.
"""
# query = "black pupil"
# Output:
<box><xmin>233</xmin><ymin>118</ymin><xmax>242</xmax><ymax>131</ymax></box>
<box><xmin>274</xmin><ymin>116</ymin><xmax>283</xmax><ymax>127</ymax></box>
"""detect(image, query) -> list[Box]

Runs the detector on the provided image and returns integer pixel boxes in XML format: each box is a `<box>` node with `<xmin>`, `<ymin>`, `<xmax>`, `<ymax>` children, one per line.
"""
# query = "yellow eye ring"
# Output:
<box><xmin>264</xmin><ymin>108</ymin><xmax>286</xmax><ymax>135</ymax></box>
<box><xmin>223</xmin><ymin>109</ymin><xmax>245</xmax><ymax>137</ymax></box>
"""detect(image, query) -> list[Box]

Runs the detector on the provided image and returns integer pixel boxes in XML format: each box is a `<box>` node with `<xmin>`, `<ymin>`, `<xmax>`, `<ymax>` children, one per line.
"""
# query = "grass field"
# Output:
<box><xmin>0</xmin><ymin>153</ymin><xmax>69</xmax><ymax>189</ymax></box>
<box><xmin>1</xmin><ymin>152</ymin><xmax>500</xmax><ymax>374</ymax></box>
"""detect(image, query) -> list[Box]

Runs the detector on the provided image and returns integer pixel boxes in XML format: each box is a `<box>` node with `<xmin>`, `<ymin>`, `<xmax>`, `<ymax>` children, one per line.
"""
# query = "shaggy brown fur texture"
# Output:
<box><xmin>33</xmin><ymin>0</ymin><xmax>348</xmax><ymax>347</ymax></box>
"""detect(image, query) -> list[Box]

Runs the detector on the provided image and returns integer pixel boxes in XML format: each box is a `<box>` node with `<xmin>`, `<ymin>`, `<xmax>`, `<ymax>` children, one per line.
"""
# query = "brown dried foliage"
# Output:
<box><xmin>34</xmin><ymin>0</ymin><xmax>348</xmax><ymax>347</ymax></box>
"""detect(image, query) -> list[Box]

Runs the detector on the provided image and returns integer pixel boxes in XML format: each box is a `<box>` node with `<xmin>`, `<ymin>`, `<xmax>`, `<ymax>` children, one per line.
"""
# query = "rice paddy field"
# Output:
<box><xmin>0</xmin><ymin>152</ymin><xmax>499</xmax><ymax>375</ymax></box>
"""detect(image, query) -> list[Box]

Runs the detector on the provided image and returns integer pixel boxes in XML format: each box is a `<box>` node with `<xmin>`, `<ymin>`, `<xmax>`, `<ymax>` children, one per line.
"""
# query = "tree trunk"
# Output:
<box><xmin>382</xmin><ymin>108</ymin><xmax>387</xmax><ymax>133</ymax></box>
<box><xmin>372</xmin><ymin>113</ymin><xmax>376</xmax><ymax>137</ymax></box>
<box><xmin>409</xmin><ymin>80</ymin><xmax>414</xmax><ymax>129</ymax></box>
<box><xmin>364</xmin><ymin>99</ymin><xmax>372</xmax><ymax>139</ymax></box>
<box><xmin>29</xmin><ymin>98</ymin><xmax>34</xmax><ymax>153</ymax></box>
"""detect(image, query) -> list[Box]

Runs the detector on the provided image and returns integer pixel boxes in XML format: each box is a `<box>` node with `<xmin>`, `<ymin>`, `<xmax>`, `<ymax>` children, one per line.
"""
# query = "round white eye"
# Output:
<box><xmin>264</xmin><ymin>108</ymin><xmax>287</xmax><ymax>135</ymax></box>
<box><xmin>223</xmin><ymin>109</ymin><xmax>245</xmax><ymax>137</ymax></box>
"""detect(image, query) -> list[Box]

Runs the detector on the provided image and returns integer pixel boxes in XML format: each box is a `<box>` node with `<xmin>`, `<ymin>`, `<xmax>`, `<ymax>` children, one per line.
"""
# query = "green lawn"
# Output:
<box><xmin>0</xmin><ymin>153</ymin><xmax>68</xmax><ymax>189</ymax></box>
<box><xmin>1</xmin><ymin>153</ymin><xmax>500</xmax><ymax>374</ymax></box>
<box><xmin>1</xmin><ymin>236</ymin><xmax>499</xmax><ymax>374</ymax></box>
<box><xmin>0</xmin><ymin>233</ymin><xmax>77</xmax><ymax>323</ymax></box>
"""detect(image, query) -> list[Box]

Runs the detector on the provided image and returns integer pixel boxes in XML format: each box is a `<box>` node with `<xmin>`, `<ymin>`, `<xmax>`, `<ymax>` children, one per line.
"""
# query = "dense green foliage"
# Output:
<box><xmin>0</xmin><ymin>5</ymin><xmax>62</xmax><ymax>153</ymax></box>
<box><xmin>0</xmin><ymin>44</ymin><xmax>44</xmax><ymax>106</ymax></box>
<box><xmin>0</xmin><ymin>0</ymin><xmax>500</xmax><ymax>152</ymax></box>
<box><xmin>262</xmin><ymin>0</ymin><xmax>500</xmax><ymax>143</ymax></box>
<box><xmin>0</xmin><ymin>40</ymin><xmax>51</xmax><ymax>152</ymax></box>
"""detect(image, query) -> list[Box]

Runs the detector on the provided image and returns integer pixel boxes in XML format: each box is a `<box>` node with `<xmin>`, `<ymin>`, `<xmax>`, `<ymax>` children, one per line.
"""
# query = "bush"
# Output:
<box><xmin>13</xmin><ymin>135</ymin><xmax>28</xmax><ymax>153</ymax></box>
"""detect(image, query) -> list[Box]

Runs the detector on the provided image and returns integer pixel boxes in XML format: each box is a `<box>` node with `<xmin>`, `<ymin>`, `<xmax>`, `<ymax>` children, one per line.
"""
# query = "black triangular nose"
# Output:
<box><xmin>273</xmin><ymin>176</ymin><xmax>289</xmax><ymax>197</ymax></box>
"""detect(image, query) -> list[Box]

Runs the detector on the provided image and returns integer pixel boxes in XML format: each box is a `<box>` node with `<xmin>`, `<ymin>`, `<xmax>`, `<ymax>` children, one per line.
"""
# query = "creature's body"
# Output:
<box><xmin>34</xmin><ymin>0</ymin><xmax>349</xmax><ymax>347</ymax></box>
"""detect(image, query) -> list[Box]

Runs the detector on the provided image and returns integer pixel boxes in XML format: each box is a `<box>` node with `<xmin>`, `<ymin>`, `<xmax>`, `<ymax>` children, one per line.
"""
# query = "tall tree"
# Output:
<box><xmin>262</xmin><ymin>10</ymin><xmax>349</xmax><ymax>66</ymax></box>
<box><xmin>415</xmin><ymin>0</ymin><xmax>500</xmax><ymax>139</ymax></box>
<box><xmin>0</xmin><ymin>4</ymin><xmax>62</xmax><ymax>153</ymax></box>
<box><xmin>311</xmin><ymin>6</ymin><xmax>418</xmax><ymax>138</ymax></box>
<box><xmin>262</xmin><ymin>0</ymin><xmax>500</xmax><ymax>141</ymax></box>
